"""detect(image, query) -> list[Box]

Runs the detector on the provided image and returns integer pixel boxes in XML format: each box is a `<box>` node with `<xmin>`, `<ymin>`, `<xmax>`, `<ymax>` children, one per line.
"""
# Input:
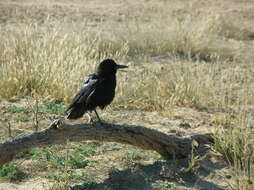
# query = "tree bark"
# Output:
<box><xmin>0</xmin><ymin>120</ymin><xmax>213</xmax><ymax>166</ymax></box>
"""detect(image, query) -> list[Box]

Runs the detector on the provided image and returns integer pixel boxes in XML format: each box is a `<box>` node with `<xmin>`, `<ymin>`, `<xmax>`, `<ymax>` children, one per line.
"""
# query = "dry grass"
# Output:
<box><xmin>1</xmin><ymin>14</ymin><xmax>253</xmax><ymax>110</ymax></box>
<box><xmin>0</xmin><ymin>23</ymin><xmax>128</xmax><ymax>102</ymax></box>
<box><xmin>212</xmin><ymin>112</ymin><xmax>254</xmax><ymax>189</ymax></box>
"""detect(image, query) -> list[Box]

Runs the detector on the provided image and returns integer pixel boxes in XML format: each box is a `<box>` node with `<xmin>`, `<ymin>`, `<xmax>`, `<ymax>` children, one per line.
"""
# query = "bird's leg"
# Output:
<box><xmin>94</xmin><ymin>109</ymin><xmax>103</xmax><ymax>124</ymax></box>
<box><xmin>86</xmin><ymin>112</ymin><xmax>93</xmax><ymax>123</ymax></box>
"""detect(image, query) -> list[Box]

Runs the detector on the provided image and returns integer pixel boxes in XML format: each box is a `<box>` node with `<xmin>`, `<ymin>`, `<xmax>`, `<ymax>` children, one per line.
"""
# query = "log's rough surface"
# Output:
<box><xmin>0</xmin><ymin>120</ymin><xmax>213</xmax><ymax>166</ymax></box>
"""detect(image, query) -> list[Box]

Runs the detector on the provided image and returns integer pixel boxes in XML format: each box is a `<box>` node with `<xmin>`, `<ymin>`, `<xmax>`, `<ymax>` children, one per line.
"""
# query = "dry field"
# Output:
<box><xmin>0</xmin><ymin>0</ymin><xmax>254</xmax><ymax>189</ymax></box>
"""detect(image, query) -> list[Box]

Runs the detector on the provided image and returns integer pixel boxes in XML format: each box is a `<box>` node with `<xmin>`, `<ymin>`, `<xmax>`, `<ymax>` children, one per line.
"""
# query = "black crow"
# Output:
<box><xmin>66</xmin><ymin>59</ymin><xmax>128</xmax><ymax>122</ymax></box>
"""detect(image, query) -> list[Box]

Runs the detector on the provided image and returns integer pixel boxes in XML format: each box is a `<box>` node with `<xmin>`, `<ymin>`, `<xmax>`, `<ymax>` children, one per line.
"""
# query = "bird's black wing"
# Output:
<box><xmin>66</xmin><ymin>72</ymin><xmax>103</xmax><ymax>113</ymax></box>
<box><xmin>83</xmin><ymin>73</ymin><xmax>97</xmax><ymax>85</ymax></box>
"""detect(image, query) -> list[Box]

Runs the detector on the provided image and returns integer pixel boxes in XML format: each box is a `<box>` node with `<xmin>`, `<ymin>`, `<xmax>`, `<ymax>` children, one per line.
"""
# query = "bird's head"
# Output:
<box><xmin>97</xmin><ymin>59</ymin><xmax>128</xmax><ymax>76</ymax></box>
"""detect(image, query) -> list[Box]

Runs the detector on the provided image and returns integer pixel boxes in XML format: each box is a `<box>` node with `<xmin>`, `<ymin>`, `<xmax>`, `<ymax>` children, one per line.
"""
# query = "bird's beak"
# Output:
<box><xmin>116</xmin><ymin>64</ymin><xmax>128</xmax><ymax>69</ymax></box>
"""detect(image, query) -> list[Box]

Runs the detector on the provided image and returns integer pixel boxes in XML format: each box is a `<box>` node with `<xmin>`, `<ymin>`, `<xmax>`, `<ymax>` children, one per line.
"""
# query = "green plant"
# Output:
<box><xmin>3</xmin><ymin>105</ymin><xmax>29</xmax><ymax>113</ymax></box>
<box><xmin>40</xmin><ymin>102</ymin><xmax>66</xmax><ymax>115</ymax></box>
<box><xmin>68</xmin><ymin>155</ymin><xmax>89</xmax><ymax>169</ymax></box>
<box><xmin>73</xmin><ymin>143</ymin><xmax>98</xmax><ymax>156</ymax></box>
<box><xmin>124</xmin><ymin>150</ymin><xmax>142</xmax><ymax>161</ymax></box>
<box><xmin>29</xmin><ymin>147</ymin><xmax>91</xmax><ymax>184</ymax></box>
<box><xmin>0</xmin><ymin>164</ymin><xmax>25</xmax><ymax>182</ymax></box>
<box><xmin>14</xmin><ymin>114</ymin><xmax>29</xmax><ymax>122</ymax></box>
<box><xmin>16</xmin><ymin>150</ymin><xmax>40</xmax><ymax>159</ymax></box>
<box><xmin>16</xmin><ymin>149</ymin><xmax>46</xmax><ymax>160</ymax></box>
<box><xmin>122</xmin><ymin>150</ymin><xmax>142</xmax><ymax>166</ymax></box>
<box><xmin>155</xmin><ymin>180</ymin><xmax>175</xmax><ymax>189</ymax></box>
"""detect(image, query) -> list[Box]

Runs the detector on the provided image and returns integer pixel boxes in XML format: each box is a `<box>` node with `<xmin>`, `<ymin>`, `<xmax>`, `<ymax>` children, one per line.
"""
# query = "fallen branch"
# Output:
<box><xmin>0</xmin><ymin>120</ymin><xmax>213</xmax><ymax>166</ymax></box>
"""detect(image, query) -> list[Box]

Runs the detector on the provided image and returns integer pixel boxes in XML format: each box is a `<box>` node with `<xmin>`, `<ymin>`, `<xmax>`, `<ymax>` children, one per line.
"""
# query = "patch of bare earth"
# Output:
<box><xmin>1</xmin><ymin>99</ymin><xmax>251</xmax><ymax>190</ymax></box>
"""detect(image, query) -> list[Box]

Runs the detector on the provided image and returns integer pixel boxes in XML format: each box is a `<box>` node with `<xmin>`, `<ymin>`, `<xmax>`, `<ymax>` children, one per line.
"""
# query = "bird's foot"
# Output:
<box><xmin>86</xmin><ymin>113</ymin><xmax>94</xmax><ymax>123</ymax></box>
<box><xmin>87</xmin><ymin>110</ymin><xmax>107</xmax><ymax>126</ymax></box>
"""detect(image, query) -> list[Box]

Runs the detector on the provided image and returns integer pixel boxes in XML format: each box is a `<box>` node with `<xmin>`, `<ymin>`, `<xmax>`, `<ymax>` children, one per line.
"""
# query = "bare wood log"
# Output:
<box><xmin>0</xmin><ymin>120</ymin><xmax>213</xmax><ymax>166</ymax></box>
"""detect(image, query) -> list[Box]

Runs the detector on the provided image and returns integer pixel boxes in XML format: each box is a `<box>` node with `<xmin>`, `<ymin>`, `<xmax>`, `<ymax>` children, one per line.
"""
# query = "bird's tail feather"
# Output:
<box><xmin>66</xmin><ymin>107</ymin><xmax>86</xmax><ymax>119</ymax></box>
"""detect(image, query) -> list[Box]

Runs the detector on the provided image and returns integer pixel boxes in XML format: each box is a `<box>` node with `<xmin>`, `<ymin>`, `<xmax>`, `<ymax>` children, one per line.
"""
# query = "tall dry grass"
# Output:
<box><xmin>0</xmin><ymin>24</ymin><xmax>128</xmax><ymax>102</ymax></box>
<box><xmin>212</xmin><ymin>111</ymin><xmax>254</xmax><ymax>190</ymax></box>
<box><xmin>1</xmin><ymin>14</ymin><xmax>253</xmax><ymax>110</ymax></box>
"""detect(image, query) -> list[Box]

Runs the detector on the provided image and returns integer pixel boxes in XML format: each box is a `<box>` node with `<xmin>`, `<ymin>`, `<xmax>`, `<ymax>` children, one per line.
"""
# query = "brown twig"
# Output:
<box><xmin>7</xmin><ymin>121</ymin><xmax>12</xmax><ymax>138</ymax></box>
<box><xmin>33</xmin><ymin>98</ymin><xmax>39</xmax><ymax>131</ymax></box>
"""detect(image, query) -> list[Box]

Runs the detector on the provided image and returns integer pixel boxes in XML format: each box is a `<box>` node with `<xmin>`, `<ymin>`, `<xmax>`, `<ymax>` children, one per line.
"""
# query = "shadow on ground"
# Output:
<box><xmin>71</xmin><ymin>157</ymin><xmax>226</xmax><ymax>190</ymax></box>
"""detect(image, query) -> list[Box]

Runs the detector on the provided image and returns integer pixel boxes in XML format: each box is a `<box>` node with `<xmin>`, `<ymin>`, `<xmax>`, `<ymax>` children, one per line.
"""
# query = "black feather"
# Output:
<box><xmin>66</xmin><ymin>59</ymin><xmax>128</xmax><ymax>121</ymax></box>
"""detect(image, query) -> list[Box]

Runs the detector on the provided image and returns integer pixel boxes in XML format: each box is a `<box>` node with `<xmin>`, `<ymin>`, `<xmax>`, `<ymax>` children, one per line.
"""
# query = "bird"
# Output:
<box><xmin>66</xmin><ymin>59</ymin><xmax>128</xmax><ymax>122</ymax></box>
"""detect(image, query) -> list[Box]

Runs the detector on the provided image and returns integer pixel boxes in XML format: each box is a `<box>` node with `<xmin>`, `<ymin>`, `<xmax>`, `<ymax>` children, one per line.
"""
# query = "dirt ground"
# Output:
<box><xmin>1</xmin><ymin>0</ymin><xmax>254</xmax><ymax>31</ymax></box>
<box><xmin>0</xmin><ymin>100</ymin><xmax>232</xmax><ymax>190</ymax></box>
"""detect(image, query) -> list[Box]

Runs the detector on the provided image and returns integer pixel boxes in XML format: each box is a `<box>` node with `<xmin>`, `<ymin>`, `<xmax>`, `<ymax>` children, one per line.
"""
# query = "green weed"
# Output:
<box><xmin>73</xmin><ymin>143</ymin><xmax>98</xmax><ymax>156</ymax></box>
<box><xmin>27</xmin><ymin>147</ymin><xmax>92</xmax><ymax>183</ymax></box>
<box><xmin>68</xmin><ymin>156</ymin><xmax>89</xmax><ymax>169</ymax></box>
<box><xmin>42</xmin><ymin>149</ymin><xmax>88</xmax><ymax>170</ymax></box>
<box><xmin>122</xmin><ymin>150</ymin><xmax>142</xmax><ymax>166</ymax></box>
<box><xmin>17</xmin><ymin>149</ymin><xmax>46</xmax><ymax>160</ymax></box>
<box><xmin>39</xmin><ymin>102</ymin><xmax>66</xmax><ymax>115</ymax></box>
<box><xmin>0</xmin><ymin>164</ymin><xmax>25</xmax><ymax>182</ymax></box>
<box><xmin>14</xmin><ymin>114</ymin><xmax>29</xmax><ymax>122</ymax></box>
<box><xmin>155</xmin><ymin>180</ymin><xmax>176</xmax><ymax>189</ymax></box>
<box><xmin>123</xmin><ymin>150</ymin><xmax>142</xmax><ymax>161</ymax></box>
<box><xmin>3</xmin><ymin>105</ymin><xmax>29</xmax><ymax>113</ymax></box>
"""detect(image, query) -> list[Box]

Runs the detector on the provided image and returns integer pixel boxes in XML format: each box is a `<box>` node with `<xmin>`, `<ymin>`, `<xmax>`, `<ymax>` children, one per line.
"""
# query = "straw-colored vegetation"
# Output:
<box><xmin>1</xmin><ymin>14</ymin><xmax>253</xmax><ymax>109</ymax></box>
